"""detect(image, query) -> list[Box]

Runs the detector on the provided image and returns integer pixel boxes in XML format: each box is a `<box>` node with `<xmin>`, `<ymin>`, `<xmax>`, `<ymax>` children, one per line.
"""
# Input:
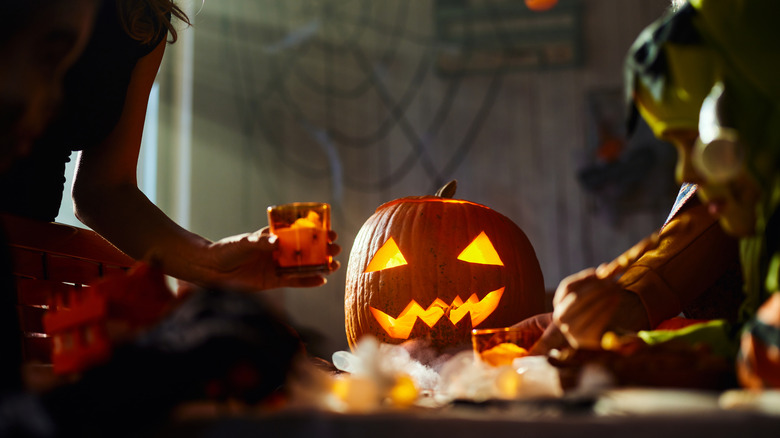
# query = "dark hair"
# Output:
<box><xmin>116</xmin><ymin>0</ymin><xmax>191</xmax><ymax>44</ymax></box>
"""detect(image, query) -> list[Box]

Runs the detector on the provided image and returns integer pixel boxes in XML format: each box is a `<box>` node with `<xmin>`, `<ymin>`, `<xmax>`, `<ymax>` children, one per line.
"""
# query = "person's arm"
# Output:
<box><xmin>541</xmin><ymin>202</ymin><xmax>740</xmax><ymax>351</ymax></box>
<box><xmin>618</xmin><ymin>201</ymin><xmax>740</xmax><ymax>327</ymax></box>
<box><xmin>72</xmin><ymin>40</ymin><xmax>338</xmax><ymax>291</ymax></box>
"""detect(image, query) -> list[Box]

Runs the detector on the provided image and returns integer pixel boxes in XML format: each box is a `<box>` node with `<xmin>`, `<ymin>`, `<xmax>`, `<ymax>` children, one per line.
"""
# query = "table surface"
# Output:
<box><xmin>155</xmin><ymin>389</ymin><xmax>780</xmax><ymax>438</ymax></box>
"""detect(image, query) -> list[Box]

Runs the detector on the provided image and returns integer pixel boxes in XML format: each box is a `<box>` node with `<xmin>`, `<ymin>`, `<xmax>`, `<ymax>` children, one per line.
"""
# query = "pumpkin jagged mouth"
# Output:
<box><xmin>369</xmin><ymin>287</ymin><xmax>504</xmax><ymax>339</ymax></box>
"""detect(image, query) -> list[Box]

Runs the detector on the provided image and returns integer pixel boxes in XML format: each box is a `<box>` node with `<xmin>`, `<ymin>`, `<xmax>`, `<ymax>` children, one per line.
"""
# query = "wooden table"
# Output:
<box><xmin>155</xmin><ymin>390</ymin><xmax>780</xmax><ymax>438</ymax></box>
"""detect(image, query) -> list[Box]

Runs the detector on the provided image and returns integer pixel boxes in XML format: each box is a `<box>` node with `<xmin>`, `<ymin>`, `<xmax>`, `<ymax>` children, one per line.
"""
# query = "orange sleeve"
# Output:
<box><xmin>618</xmin><ymin>202</ymin><xmax>741</xmax><ymax>328</ymax></box>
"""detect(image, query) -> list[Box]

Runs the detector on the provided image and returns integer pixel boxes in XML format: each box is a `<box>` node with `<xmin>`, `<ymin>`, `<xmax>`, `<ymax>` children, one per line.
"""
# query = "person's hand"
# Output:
<box><xmin>551</xmin><ymin>266</ymin><xmax>651</xmax><ymax>350</ymax></box>
<box><xmin>508</xmin><ymin>312</ymin><xmax>576</xmax><ymax>356</ymax></box>
<box><xmin>552</xmin><ymin>233</ymin><xmax>658</xmax><ymax>350</ymax></box>
<box><xmin>507</xmin><ymin>313</ymin><xmax>571</xmax><ymax>356</ymax></box>
<box><xmin>508</xmin><ymin>312</ymin><xmax>554</xmax><ymax>352</ymax></box>
<box><xmin>202</xmin><ymin>227</ymin><xmax>341</xmax><ymax>291</ymax></box>
<box><xmin>551</xmin><ymin>267</ymin><xmax>622</xmax><ymax>350</ymax></box>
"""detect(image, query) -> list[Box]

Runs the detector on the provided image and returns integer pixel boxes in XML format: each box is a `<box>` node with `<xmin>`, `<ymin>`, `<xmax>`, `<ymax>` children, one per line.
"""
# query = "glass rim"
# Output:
<box><xmin>267</xmin><ymin>202</ymin><xmax>330</xmax><ymax>212</ymax></box>
<box><xmin>471</xmin><ymin>326</ymin><xmax>523</xmax><ymax>335</ymax></box>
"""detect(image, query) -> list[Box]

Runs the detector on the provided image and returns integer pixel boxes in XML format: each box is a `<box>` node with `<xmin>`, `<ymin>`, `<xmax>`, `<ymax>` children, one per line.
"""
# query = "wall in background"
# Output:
<box><xmin>156</xmin><ymin>0</ymin><xmax>675</xmax><ymax>357</ymax></box>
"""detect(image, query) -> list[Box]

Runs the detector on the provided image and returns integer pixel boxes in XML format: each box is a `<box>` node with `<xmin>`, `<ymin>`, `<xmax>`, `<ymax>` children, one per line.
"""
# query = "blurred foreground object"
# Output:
<box><xmin>318</xmin><ymin>336</ymin><xmax>561</xmax><ymax>412</ymax></box>
<box><xmin>1</xmin><ymin>213</ymin><xmax>136</xmax><ymax>392</ymax></box>
<box><xmin>328</xmin><ymin>337</ymin><xmax>431</xmax><ymax>411</ymax></box>
<box><xmin>43</xmin><ymin>262</ymin><xmax>174</xmax><ymax>375</ymax></box>
<box><xmin>42</xmin><ymin>287</ymin><xmax>303</xmax><ymax>437</ymax></box>
<box><xmin>551</xmin><ymin>320</ymin><xmax>737</xmax><ymax>391</ymax></box>
<box><xmin>737</xmin><ymin>293</ymin><xmax>780</xmax><ymax>389</ymax></box>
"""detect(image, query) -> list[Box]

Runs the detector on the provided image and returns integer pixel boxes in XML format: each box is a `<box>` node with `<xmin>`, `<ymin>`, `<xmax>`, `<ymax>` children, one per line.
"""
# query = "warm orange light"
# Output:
<box><xmin>380</xmin><ymin>197</ymin><xmax>486</xmax><ymax>210</ymax></box>
<box><xmin>525</xmin><ymin>0</ymin><xmax>557</xmax><ymax>11</ymax></box>
<box><xmin>365</xmin><ymin>237</ymin><xmax>408</xmax><ymax>273</ymax></box>
<box><xmin>388</xmin><ymin>375</ymin><xmax>418</xmax><ymax>407</ymax></box>
<box><xmin>457</xmin><ymin>232</ymin><xmax>503</xmax><ymax>266</ymax></box>
<box><xmin>370</xmin><ymin>288</ymin><xmax>504</xmax><ymax>339</ymax></box>
<box><xmin>370</xmin><ymin>300</ymin><xmax>445</xmax><ymax>339</ymax></box>
<box><xmin>448</xmin><ymin>288</ymin><xmax>504</xmax><ymax>327</ymax></box>
<box><xmin>479</xmin><ymin>343</ymin><xmax>529</xmax><ymax>367</ymax></box>
<box><xmin>273</xmin><ymin>209</ymin><xmax>329</xmax><ymax>268</ymax></box>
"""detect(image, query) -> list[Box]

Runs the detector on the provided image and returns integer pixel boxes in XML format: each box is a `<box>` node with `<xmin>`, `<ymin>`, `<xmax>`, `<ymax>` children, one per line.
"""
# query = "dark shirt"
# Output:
<box><xmin>0</xmin><ymin>227</ymin><xmax>21</xmax><ymax>394</ymax></box>
<box><xmin>0</xmin><ymin>0</ymin><xmax>164</xmax><ymax>222</ymax></box>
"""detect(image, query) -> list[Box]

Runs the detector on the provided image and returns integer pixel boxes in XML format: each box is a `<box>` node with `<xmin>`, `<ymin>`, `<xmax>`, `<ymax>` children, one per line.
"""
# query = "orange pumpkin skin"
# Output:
<box><xmin>525</xmin><ymin>0</ymin><xmax>557</xmax><ymax>12</ymax></box>
<box><xmin>344</xmin><ymin>195</ymin><xmax>546</xmax><ymax>352</ymax></box>
<box><xmin>737</xmin><ymin>293</ymin><xmax>780</xmax><ymax>389</ymax></box>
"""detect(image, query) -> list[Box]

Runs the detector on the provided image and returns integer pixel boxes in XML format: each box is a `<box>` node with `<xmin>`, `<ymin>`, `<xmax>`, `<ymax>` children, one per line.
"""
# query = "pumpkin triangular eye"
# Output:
<box><xmin>457</xmin><ymin>231</ymin><xmax>503</xmax><ymax>266</ymax></box>
<box><xmin>365</xmin><ymin>237</ymin><xmax>408</xmax><ymax>273</ymax></box>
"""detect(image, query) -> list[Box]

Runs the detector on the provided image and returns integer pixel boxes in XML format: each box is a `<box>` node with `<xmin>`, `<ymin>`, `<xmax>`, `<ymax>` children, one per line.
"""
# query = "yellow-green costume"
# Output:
<box><xmin>691</xmin><ymin>0</ymin><xmax>780</xmax><ymax>323</ymax></box>
<box><xmin>625</xmin><ymin>0</ymin><xmax>780</xmax><ymax>358</ymax></box>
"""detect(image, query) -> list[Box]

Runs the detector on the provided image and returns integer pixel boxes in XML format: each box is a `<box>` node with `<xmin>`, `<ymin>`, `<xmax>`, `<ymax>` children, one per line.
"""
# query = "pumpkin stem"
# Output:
<box><xmin>435</xmin><ymin>180</ymin><xmax>458</xmax><ymax>198</ymax></box>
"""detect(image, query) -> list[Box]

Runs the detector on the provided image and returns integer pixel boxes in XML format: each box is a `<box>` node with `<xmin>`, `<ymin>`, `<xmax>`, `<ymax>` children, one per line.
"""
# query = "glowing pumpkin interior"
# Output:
<box><xmin>366</xmin><ymin>231</ymin><xmax>505</xmax><ymax>340</ymax></box>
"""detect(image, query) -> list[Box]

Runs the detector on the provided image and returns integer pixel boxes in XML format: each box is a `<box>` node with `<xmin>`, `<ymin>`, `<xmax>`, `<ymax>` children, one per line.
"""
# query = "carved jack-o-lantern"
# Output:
<box><xmin>344</xmin><ymin>181</ymin><xmax>546</xmax><ymax>351</ymax></box>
